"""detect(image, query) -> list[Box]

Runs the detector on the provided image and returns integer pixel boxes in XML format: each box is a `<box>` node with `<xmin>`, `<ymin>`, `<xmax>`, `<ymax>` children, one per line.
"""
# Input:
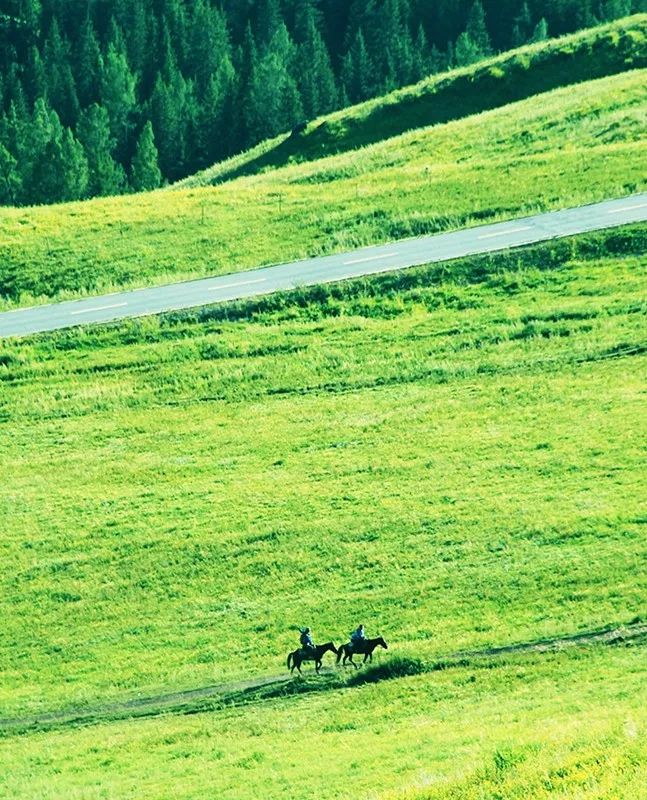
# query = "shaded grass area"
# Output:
<box><xmin>180</xmin><ymin>15</ymin><xmax>647</xmax><ymax>188</ymax></box>
<box><xmin>0</xmin><ymin>66</ymin><xmax>645</xmax><ymax>307</ymax></box>
<box><xmin>0</xmin><ymin>644</ymin><xmax>644</xmax><ymax>799</ymax></box>
<box><xmin>0</xmin><ymin>228</ymin><xmax>645</xmax><ymax>726</ymax></box>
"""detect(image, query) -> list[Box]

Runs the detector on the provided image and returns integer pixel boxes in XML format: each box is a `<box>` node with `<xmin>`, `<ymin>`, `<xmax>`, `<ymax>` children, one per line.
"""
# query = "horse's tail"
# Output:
<box><xmin>287</xmin><ymin>652</ymin><xmax>293</xmax><ymax>669</ymax></box>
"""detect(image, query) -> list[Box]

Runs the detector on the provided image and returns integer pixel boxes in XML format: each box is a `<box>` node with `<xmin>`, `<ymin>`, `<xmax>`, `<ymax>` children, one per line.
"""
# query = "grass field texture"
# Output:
<box><xmin>0</xmin><ymin>64</ymin><xmax>645</xmax><ymax>307</ymax></box>
<box><xmin>0</xmin><ymin>228</ymin><xmax>646</xmax><ymax>797</ymax></box>
<box><xmin>1</xmin><ymin>227</ymin><xmax>645</xmax><ymax>712</ymax></box>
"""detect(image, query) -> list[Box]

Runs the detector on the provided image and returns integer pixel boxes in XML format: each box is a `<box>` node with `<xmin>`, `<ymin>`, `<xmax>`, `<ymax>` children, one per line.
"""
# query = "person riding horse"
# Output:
<box><xmin>299</xmin><ymin>627</ymin><xmax>316</xmax><ymax>656</ymax></box>
<box><xmin>349</xmin><ymin>624</ymin><xmax>367</xmax><ymax>652</ymax></box>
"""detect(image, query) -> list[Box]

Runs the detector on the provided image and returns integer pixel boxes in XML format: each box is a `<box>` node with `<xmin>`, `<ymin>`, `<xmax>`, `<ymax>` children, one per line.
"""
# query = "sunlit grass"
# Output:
<box><xmin>1</xmin><ymin>230</ymin><xmax>645</xmax><ymax>724</ymax></box>
<box><xmin>0</xmin><ymin>67</ymin><xmax>645</xmax><ymax>307</ymax></box>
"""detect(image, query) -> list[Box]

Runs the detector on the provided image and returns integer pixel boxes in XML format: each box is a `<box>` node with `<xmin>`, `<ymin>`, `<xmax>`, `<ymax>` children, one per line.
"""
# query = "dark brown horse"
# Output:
<box><xmin>336</xmin><ymin>636</ymin><xmax>388</xmax><ymax>668</ymax></box>
<box><xmin>287</xmin><ymin>642</ymin><xmax>338</xmax><ymax>674</ymax></box>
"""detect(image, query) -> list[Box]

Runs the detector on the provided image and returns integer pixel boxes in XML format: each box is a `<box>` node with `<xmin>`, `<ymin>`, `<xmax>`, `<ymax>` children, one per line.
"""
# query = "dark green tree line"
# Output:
<box><xmin>0</xmin><ymin>0</ymin><xmax>642</xmax><ymax>205</ymax></box>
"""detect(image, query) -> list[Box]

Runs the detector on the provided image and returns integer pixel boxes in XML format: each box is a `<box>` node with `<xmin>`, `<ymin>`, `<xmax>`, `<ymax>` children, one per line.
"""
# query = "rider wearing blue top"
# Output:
<box><xmin>299</xmin><ymin>627</ymin><xmax>315</xmax><ymax>653</ymax></box>
<box><xmin>350</xmin><ymin>624</ymin><xmax>367</xmax><ymax>651</ymax></box>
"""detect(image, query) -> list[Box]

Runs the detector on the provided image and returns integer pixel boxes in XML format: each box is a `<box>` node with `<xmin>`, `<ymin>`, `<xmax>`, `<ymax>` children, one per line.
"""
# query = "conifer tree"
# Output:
<box><xmin>100</xmin><ymin>42</ymin><xmax>137</xmax><ymax>158</ymax></box>
<box><xmin>19</xmin><ymin>0</ymin><xmax>42</xmax><ymax>35</ymax></box>
<box><xmin>466</xmin><ymin>1</ymin><xmax>492</xmax><ymax>57</ymax></box>
<box><xmin>23</xmin><ymin>45</ymin><xmax>46</xmax><ymax>103</ymax></box>
<box><xmin>0</xmin><ymin>143</ymin><xmax>21</xmax><ymax>205</ymax></box>
<box><xmin>75</xmin><ymin>16</ymin><xmax>102</xmax><ymax>108</ymax></box>
<box><xmin>24</xmin><ymin>102</ymin><xmax>87</xmax><ymax>203</ymax></box>
<box><xmin>341</xmin><ymin>28</ymin><xmax>374</xmax><ymax>103</ymax></box>
<box><xmin>531</xmin><ymin>18</ymin><xmax>549</xmax><ymax>43</ymax></box>
<box><xmin>243</xmin><ymin>23</ymin><xmax>303</xmax><ymax>143</ymax></box>
<box><xmin>601</xmin><ymin>0</ymin><xmax>632</xmax><ymax>20</ymax></box>
<box><xmin>197</xmin><ymin>56</ymin><xmax>236</xmax><ymax>166</ymax></box>
<box><xmin>43</xmin><ymin>19</ymin><xmax>79</xmax><ymax>126</ymax></box>
<box><xmin>60</xmin><ymin>127</ymin><xmax>89</xmax><ymax>200</ymax></box>
<box><xmin>296</xmin><ymin>11</ymin><xmax>337</xmax><ymax>118</ymax></box>
<box><xmin>512</xmin><ymin>1</ymin><xmax>532</xmax><ymax>47</ymax></box>
<box><xmin>411</xmin><ymin>24</ymin><xmax>432</xmax><ymax>83</ymax></box>
<box><xmin>131</xmin><ymin>121</ymin><xmax>161</xmax><ymax>191</ymax></box>
<box><xmin>454</xmin><ymin>30</ymin><xmax>481</xmax><ymax>66</ymax></box>
<box><xmin>190</xmin><ymin>0</ymin><xmax>232</xmax><ymax>93</ymax></box>
<box><xmin>77</xmin><ymin>104</ymin><xmax>126</xmax><ymax>196</ymax></box>
<box><xmin>255</xmin><ymin>0</ymin><xmax>282</xmax><ymax>50</ymax></box>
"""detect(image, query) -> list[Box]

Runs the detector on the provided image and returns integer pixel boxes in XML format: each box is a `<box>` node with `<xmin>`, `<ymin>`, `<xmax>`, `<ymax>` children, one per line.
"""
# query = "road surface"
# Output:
<box><xmin>1</xmin><ymin>193</ymin><xmax>645</xmax><ymax>339</ymax></box>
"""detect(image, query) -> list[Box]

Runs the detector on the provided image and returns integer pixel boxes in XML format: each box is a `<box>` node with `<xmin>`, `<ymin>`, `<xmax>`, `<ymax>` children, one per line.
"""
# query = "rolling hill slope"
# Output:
<box><xmin>0</xmin><ymin>227</ymin><xmax>645</xmax><ymax>798</ymax></box>
<box><xmin>1</xmin><ymin>15</ymin><xmax>646</xmax><ymax>800</ymax></box>
<box><xmin>1</xmin><ymin>64</ymin><xmax>645</xmax><ymax>308</ymax></box>
<box><xmin>179</xmin><ymin>14</ymin><xmax>647</xmax><ymax>188</ymax></box>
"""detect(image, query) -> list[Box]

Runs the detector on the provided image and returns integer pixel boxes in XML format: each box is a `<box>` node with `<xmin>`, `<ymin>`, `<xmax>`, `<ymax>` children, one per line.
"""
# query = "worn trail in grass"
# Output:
<box><xmin>2</xmin><ymin>620</ymin><xmax>644</xmax><ymax>736</ymax></box>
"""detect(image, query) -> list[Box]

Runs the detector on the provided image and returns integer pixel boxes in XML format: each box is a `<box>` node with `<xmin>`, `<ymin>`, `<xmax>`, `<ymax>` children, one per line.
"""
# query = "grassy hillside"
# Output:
<box><xmin>180</xmin><ymin>14</ymin><xmax>647</xmax><ymax>189</ymax></box>
<box><xmin>0</xmin><ymin>227</ymin><xmax>645</xmax><ymax>798</ymax></box>
<box><xmin>1</xmin><ymin>227</ymin><xmax>645</xmax><ymax>706</ymax></box>
<box><xmin>1</xmin><ymin>647</ymin><xmax>645</xmax><ymax>799</ymax></box>
<box><xmin>1</xmin><ymin>67</ymin><xmax>645</xmax><ymax>308</ymax></box>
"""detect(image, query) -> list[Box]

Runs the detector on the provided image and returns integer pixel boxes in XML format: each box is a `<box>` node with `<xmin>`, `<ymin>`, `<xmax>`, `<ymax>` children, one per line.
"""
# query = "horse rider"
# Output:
<box><xmin>349</xmin><ymin>623</ymin><xmax>367</xmax><ymax>651</ymax></box>
<box><xmin>299</xmin><ymin>627</ymin><xmax>315</xmax><ymax>656</ymax></box>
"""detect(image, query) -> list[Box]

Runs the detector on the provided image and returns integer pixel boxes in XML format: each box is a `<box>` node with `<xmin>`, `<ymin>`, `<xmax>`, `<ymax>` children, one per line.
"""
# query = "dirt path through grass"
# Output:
<box><xmin>2</xmin><ymin>621</ymin><xmax>644</xmax><ymax>736</ymax></box>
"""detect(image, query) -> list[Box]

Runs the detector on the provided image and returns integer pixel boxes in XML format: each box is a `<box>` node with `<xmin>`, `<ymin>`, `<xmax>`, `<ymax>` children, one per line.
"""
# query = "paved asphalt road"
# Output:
<box><xmin>1</xmin><ymin>193</ymin><xmax>646</xmax><ymax>339</ymax></box>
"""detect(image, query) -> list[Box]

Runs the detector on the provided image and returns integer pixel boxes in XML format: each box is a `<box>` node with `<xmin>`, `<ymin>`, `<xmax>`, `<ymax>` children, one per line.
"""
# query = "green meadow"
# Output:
<box><xmin>1</xmin><ymin>647</ymin><xmax>645</xmax><ymax>800</ymax></box>
<box><xmin>0</xmin><ymin>63</ymin><xmax>645</xmax><ymax>307</ymax></box>
<box><xmin>2</xmin><ymin>15</ymin><xmax>647</xmax><ymax>798</ymax></box>
<box><xmin>1</xmin><ymin>225</ymin><xmax>646</xmax><ymax>796</ymax></box>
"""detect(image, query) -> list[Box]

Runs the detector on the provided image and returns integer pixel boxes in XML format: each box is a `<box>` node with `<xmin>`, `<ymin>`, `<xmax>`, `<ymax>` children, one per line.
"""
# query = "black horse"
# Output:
<box><xmin>336</xmin><ymin>636</ymin><xmax>388</xmax><ymax>668</ymax></box>
<box><xmin>287</xmin><ymin>642</ymin><xmax>338</xmax><ymax>674</ymax></box>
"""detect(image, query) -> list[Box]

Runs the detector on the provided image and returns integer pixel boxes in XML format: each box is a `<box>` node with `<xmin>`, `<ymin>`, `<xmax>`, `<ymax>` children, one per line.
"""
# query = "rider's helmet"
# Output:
<box><xmin>304</xmin><ymin>627</ymin><xmax>310</xmax><ymax>633</ymax></box>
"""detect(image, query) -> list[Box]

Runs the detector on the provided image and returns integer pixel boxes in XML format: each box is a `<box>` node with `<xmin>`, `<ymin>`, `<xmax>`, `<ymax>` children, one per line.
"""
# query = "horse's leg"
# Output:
<box><xmin>349</xmin><ymin>655</ymin><xmax>358</xmax><ymax>670</ymax></box>
<box><xmin>316</xmin><ymin>660</ymin><xmax>322</xmax><ymax>673</ymax></box>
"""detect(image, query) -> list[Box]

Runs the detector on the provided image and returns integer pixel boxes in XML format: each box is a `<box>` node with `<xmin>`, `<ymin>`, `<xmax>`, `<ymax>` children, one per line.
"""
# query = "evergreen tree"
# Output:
<box><xmin>190</xmin><ymin>0</ymin><xmax>232</xmax><ymax>93</ymax></box>
<box><xmin>296</xmin><ymin>11</ymin><xmax>337</xmax><ymax>118</ymax></box>
<box><xmin>601</xmin><ymin>0</ymin><xmax>632</xmax><ymax>20</ymax></box>
<box><xmin>75</xmin><ymin>16</ymin><xmax>102</xmax><ymax>108</ymax></box>
<box><xmin>243</xmin><ymin>23</ymin><xmax>303</xmax><ymax>143</ymax></box>
<box><xmin>43</xmin><ymin>19</ymin><xmax>79</xmax><ymax>126</ymax></box>
<box><xmin>341</xmin><ymin>28</ymin><xmax>374</xmax><ymax>103</ymax></box>
<box><xmin>0</xmin><ymin>143</ymin><xmax>21</xmax><ymax>205</ymax></box>
<box><xmin>23</xmin><ymin>45</ymin><xmax>46</xmax><ymax>103</ymax></box>
<box><xmin>531</xmin><ymin>18</ymin><xmax>549</xmax><ymax>43</ymax></box>
<box><xmin>100</xmin><ymin>42</ymin><xmax>137</xmax><ymax>157</ymax></box>
<box><xmin>131</xmin><ymin>120</ymin><xmax>161</xmax><ymax>191</ymax></box>
<box><xmin>512</xmin><ymin>1</ymin><xmax>532</xmax><ymax>47</ymax></box>
<box><xmin>77</xmin><ymin>104</ymin><xmax>126</xmax><ymax>196</ymax></box>
<box><xmin>18</xmin><ymin>0</ymin><xmax>42</xmax><ymax>36</ymax></box>
<box><xmin>411</xmin><ymin>24</ymin><xmax>432</xmax><ymax>82</ymax></box>
<box><xmin>197</xmin><ymin>56</ymin><xmax>236</xmax><ymax>166</ymax></box>
<box><xmin>454</xmin><ymin>31</ymin><xmax>482</xmax><ymax>66</ymax></box>
<box><xmin>150</xmin><ymin>69</ymin><xmax>196</xmax><ymax>179</ymax></box>
<box><xmin>376</xmin><ymin>0</ymin><xmax>416</xmax><ymax>91</ymax></box>
<box><xmin>255</xmin><ymin>0</ymin><xmax>282</xmax><ymax>49</ymax></box>
<box><xmin>60</xmin><ymin>127</ymin><xmax>89</xmax><ymax>200</ymax></box>
<box><xmin>465</xmin><ymin>1</ymin><xmax>492</xmax><ymax>56</ymax></box>
<box><xmin>24</xmin><ymin>101</ymin><xmax>87</xmax><ymax>203</ymax></box>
